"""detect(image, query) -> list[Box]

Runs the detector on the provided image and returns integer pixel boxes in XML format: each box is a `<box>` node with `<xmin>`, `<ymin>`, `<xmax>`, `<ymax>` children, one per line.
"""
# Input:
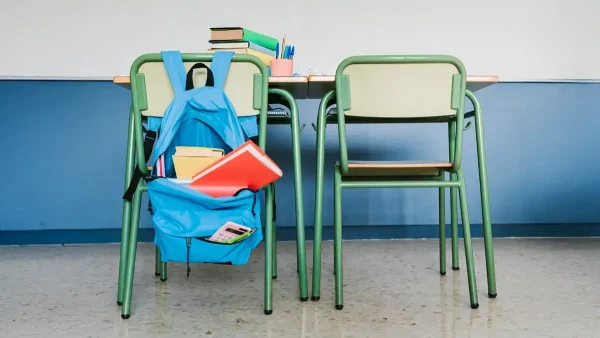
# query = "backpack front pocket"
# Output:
<box><xmin>155</xmin><ymin>227</ymin><xmax>261</xmax><ymax>265</ymax></box>
<box><xmin>149</xmin><ymin>179</ymin><xmax>263</xmax><ymax>266</ymax></box>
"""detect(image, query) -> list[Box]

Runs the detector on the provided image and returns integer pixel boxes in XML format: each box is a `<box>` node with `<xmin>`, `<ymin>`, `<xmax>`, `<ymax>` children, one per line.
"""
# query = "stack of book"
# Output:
<box><xmin>208</xmin><ymin>27</ymin><xmax>279</xmax><ymax>66</ymax></box>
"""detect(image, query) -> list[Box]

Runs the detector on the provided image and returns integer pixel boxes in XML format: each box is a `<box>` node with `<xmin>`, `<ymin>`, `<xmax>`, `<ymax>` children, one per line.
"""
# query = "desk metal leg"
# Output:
<box><xmin>288</xmin><ymin>93</ymin><xmax>308</xmax><ymax>300</ymax></box>
<box><xmin>466</xmin><ymin>90</ymin><xmax>497</xmax><ymax>297</ymax></box>
<box><xmin>267</xmin><ymin>88</ymin><xmax>308</xmax><ymax>300</ymax></box>
<box><xmin>272</xmin><ymin>221</ymin><xmax>278</xmax><ymax>279</ymax></box>
<box><xmin>264</xmin><ymin>184</ymin><xmax>274</xmax><ymax>314</ymax></box>
<box><xmin>311</xmin><ymin>90</ymin><xmax>334</xmax><ymax>301</ymax></box>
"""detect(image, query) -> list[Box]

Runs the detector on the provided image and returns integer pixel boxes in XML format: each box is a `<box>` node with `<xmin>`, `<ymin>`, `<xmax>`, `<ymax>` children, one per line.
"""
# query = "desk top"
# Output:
<box><xmin>113</xmin><ymin>74</ymin><xmax>497</xmax><ymax>85</ymax></box>
<box><xmin>112</xmin><ymin>76</ymin><xmax>307</xmax><ymax>86</ymax></box>
<box><xmin>113</xmin><ymin>75</ymin><xmax>309</xmax><ymax>97</ymax></box>
<box><xmin>308</xmin><ymin>75</ymin><xmax>498</xmax><ymax>91</ymax></box>
<box><xmin>113</xmin><ymin>74</ymin><xmax>498</xmax><ymax>98</ymax></box>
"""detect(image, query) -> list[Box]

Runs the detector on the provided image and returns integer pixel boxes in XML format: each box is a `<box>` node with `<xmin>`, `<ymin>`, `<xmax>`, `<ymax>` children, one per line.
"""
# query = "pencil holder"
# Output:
<box><xmin>270</xmin><ymin>59</ymin><xmax>293</xmax><ymax>76</ymax></box>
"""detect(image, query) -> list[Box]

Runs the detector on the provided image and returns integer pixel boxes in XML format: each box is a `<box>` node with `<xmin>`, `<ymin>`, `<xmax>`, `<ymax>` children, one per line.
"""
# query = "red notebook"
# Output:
<box><xmin>190</xmin><ymin>140</ymin><xmax>282</xmax><ymax>197</ymax></box>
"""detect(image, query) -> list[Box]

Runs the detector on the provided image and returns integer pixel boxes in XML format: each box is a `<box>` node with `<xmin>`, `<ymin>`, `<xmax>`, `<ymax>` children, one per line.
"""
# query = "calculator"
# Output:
<box><xmin>209</xmin><ymin>222</ymin><xmax>254</xmax><ymax>243</ymax></box>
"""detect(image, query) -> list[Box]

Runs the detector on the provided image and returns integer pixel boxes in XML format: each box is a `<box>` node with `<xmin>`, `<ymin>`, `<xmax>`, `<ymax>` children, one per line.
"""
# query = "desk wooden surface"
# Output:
<box><xmin>306</xmin><ymin>75</ymin><xmax>498</xmax><ymax>98</ymax></box>
<box><xmin>113</xmin><ymin>74</ymin><xmax>498</xmax><ymax>99</ymax></box>
<box><xmin>112</xmin><ymin>76</ymin><xmax>307</xmax><ymax>86</ymax></box>
<box><xmin>113</xmin><ymin>75</ymin><xmax>309</xmax><ymax>98</ymax></box>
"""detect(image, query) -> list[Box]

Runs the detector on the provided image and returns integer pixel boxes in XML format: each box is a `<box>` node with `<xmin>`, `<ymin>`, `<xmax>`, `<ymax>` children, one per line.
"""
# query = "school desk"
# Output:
<box><xmin>113</xmin><ymin>72</ymin><xmax>499</xmax><ymax>298</ymax></box>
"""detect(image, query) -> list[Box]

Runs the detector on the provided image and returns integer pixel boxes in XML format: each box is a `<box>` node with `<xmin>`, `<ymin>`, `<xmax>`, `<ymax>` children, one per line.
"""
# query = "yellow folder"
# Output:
<box><xmin>172</xmin><ymin>147</ymin><xmax>224</xmax><ymax>179</ymax></box>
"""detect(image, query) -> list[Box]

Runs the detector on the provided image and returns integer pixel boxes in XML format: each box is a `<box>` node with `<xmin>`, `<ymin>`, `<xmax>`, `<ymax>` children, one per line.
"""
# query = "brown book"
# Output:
<box><xmin>210</xmin><ymin>27</ymin><xmax>244</xmax><ymax>41</ymax></box>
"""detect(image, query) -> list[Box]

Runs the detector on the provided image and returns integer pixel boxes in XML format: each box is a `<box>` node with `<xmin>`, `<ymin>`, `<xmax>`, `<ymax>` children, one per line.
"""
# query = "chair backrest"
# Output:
<box><xmin>129</xmin><ymin>53</ymin><xmax>269</xmax><ymax>175</ymax></box>
<box><xmin>334</xmin><ymin>55</ymin><xmax>467</xmax><ymax>173</ymax></box>
<box><xmin>137</xmin><ymin>61</ymin><xmax>261</xmax><ymax>117</ymax></box>
<box><xmin>337</xmin><ymin>56</ymin><xmax>465</xmax><ymax>118</ymax></box>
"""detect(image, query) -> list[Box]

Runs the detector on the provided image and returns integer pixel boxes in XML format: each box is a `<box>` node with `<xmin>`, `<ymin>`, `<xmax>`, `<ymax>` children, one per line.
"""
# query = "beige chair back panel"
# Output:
<box><xmin>138</xmin><ymin>61</ymin><xmax>260</xmax><ymax>117</ymax></box>
<box><xmin>343</xmin><ymin>63</ymin><xmax>459</xmax><ymax>118</ymax></box>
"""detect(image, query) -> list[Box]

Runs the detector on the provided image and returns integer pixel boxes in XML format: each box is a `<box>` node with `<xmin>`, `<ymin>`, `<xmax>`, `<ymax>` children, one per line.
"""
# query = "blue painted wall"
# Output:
<box><xmin>1</xmin><ymin>80</ymin><xmax>599</xmax><ymax>239</ymax></box>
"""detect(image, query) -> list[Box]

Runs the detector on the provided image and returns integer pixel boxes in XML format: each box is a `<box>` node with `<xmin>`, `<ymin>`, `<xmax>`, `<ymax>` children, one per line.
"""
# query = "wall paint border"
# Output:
<box><xmin>2</xmin><ymin>223</ymin><xmax>599</xmax><ymax>246</ymax></box>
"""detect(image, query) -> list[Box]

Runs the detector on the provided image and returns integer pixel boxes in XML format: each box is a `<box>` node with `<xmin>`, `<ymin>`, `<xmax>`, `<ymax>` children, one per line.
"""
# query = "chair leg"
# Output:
<box><xmin>117</xmin><ymin>200</ymin><xmax>132</xmax><ymax>307</ymax></box>
<box><xmin>333</xmin><ymin>165</ymin><xmax>344</xmax><ymax>310</ymax></box>
<box><xmin>472</xmin><ymin>101</ymin><xmax>497</xmax><ymax>298</ymax></box>
<box><xmin>272</xmin><ymin>222</ymin><xmax>278</xmax><ymax>279</ymax></box>
<box><xmin>117</xmin><ymin>106</ymin><xmax>135</xmax><ymax>307</ymax></box>
<box><xmin>121</xmin><ymin>187</ymin><xmax>143</xmax><ymax>319</ymax></box>
<box><xmin>160</xmin><ymin>261</ymin><xmax>167</xmax><ymax>282</ymax></box>
<box><xmin>439</xmin><ymin>186</ymin><xmax>446</xmax><ymax>276</ymax></box>
<box><xmin>480</xmin><ymin>182</ymin><xmax>497</xmax><ymax>298</ymax></box>
<box><xmin>156</xmin><ymin>247</ymin><xmax>167</xmax><ymax>281</ymax></box>
<box><xmin>450</xmin><ymin>182</ymin><xmax>460</xmax><ymax>271</ymax></box>
<box><xmin>311</xmin><ymin>99</ymin><xmax>328</xmax><ymax>302</ymax></box>
<box><xmin>448</xmin><ymin>121</ymin><xmax>459</xmax><ymax>271</ymax></box>
<box><xmin>264</xmin><ymin>184</ymin><xmax>274</xmax><ymax>315</ymax></box>
<box><xmin>457</xmin><ymin>170</ymin><xmax>479</xmax><ymax>309</ymax></box>
<box><xmin>155</xmin><ymin>246</ymin><xmax>160</xmax><ymax>276</ymax></box>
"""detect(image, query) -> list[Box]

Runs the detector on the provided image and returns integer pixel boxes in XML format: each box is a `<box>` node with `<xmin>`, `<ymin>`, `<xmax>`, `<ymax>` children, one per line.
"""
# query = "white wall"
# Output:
<box><xmin>1</xmin><ymin>0</ymin><xmax>598</xmax><ymax>81</ymax></box>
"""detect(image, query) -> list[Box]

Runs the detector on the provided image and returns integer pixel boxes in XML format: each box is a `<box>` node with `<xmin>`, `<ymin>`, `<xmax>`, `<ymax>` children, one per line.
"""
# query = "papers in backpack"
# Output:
<box><xmin>174</xmin><ymin>146</ymin><xmax>224</xmax><ymax>157</ymax></box>
<box><xmin>172</xmin><ymin>146</ymin><xmax>224</xmax><ymax>179</ymax></box>
<box><xmin>167</xmin><ymin>178</ymin><xmax>192</xmax><ymax>185</ymax></box>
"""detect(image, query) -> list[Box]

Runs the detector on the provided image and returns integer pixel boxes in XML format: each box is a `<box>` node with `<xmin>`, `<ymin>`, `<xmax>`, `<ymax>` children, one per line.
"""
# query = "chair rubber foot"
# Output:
<box><xmin>471</xmin><ymin>303</ymin><xmax>479</xmax><ymax>309</ymax></box>
<box><xmin>310</xmin><ymin>296</ymin><xmax>320</xmax><ymax>301</ymax></box>
<box><xmin>489</xmin><ymin>293</ymin><xmax>497</xmax><ymax>298</ymax></box>
<box><xmin>272</xmin><ymin>275</ymin><xmax>277</xmax><ymax>279</ymax></box>
<box><xmin>121</xmin><ymin>314</ymin><xmax>130</xmax><ymax>319</ymax></box>
<box><xmin>264</xmin><ymin>310</ymin><xmax>273</xmax><ymax>315</ymax></box>
<box><xmin>452</xmin><ymin>267</ymin><xmax>460</xmax><ymax>271</ymax></box>
<box><xmin>335</xmin><ymin>304</ymin><xmax>344</xmax><ymax>310</ymax></box>
<box><xmin>160</xmin><ymin>278</ymin><xmax>167</xmax><ymax>282</ymax></box>
<box><xmin>300</xmin><ymin>297</ymin><xmax>308</xmax><ymax>302</ymax></box>
<box><xmin>155</xmin><ymin>272</ymin><xmax>160</xmax><ymax>276</ymax></box>
<box><xmin>116</xmin><ymin>301</ymin><xmax>123</xmax><ymax>306</ymax></box>
<box><xmin>440</xmin><ymin>272</ymin><xmax>446</xmax><ymax>276</ymax></box>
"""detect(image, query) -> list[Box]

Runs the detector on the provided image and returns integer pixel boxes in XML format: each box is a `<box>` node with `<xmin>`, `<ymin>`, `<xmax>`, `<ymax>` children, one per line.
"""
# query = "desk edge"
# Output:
<box><xmin>112</xmin><ymin>76</ymin><xmax>309</xmax><ymax>85</ymax></box>
<box><xmin>308</xmin><ymin>74</ymin><xmax>499</xmax><ymax>83</ymax></box>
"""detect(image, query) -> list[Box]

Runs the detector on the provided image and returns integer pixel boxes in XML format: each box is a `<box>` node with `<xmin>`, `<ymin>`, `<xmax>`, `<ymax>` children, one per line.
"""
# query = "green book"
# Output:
<box><xmin>210</xmin><ymin>27</ymin><xmax>278</xmax><ymax>51</ymax></box>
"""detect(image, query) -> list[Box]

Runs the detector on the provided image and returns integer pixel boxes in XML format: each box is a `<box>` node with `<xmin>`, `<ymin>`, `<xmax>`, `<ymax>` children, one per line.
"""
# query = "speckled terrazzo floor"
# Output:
<box><xmin>1</xmin><ymin>238</ymin><xmax>599</xmax><ymax>337</ymax></box>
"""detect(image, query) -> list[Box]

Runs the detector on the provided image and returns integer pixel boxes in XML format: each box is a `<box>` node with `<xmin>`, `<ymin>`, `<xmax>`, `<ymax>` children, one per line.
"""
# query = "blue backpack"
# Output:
<box><xmin>128</xmin><ymin>51</ymin><xmax>263</xmax><ymax>270</ymax></box>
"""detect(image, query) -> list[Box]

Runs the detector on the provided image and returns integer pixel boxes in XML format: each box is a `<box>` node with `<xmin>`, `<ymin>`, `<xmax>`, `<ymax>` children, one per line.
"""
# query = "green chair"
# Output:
<box><xmin>116</xmin><ymin>53</ymin><xmax>307</xmax><ymax>318</ymax></box>
<box><xmin>311</xmin><ymin>55</ymin><xmax>481</xmax><ymax>309</ymax></box>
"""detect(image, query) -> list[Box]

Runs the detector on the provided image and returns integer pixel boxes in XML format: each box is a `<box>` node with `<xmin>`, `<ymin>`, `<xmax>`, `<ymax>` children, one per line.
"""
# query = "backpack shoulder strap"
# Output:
<box><xmin>161</xmin><ymin>50</ymin><xmax>186</xmax><ymax>94</ymax></box>
<box><xmin>123</xmin><ymin>126</ymin><xmax>157</xmax><ymax>201</ymax></box>
<box><xmin>210</xmin><ymin>51</ymin><xmax>234</xmax><ymax>90</ymax></box>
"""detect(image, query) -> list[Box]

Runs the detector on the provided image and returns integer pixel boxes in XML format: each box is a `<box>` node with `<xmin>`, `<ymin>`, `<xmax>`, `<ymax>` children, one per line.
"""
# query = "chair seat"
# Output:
<box><xmin>326</xmin><ymin>108</ymin><xmax>455</xmax><ymax>124</ymax></box>
<box><xmin>343</xmin><ymin>161</ymin><xmax>452</xmax><ymax>176</ymax></box>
